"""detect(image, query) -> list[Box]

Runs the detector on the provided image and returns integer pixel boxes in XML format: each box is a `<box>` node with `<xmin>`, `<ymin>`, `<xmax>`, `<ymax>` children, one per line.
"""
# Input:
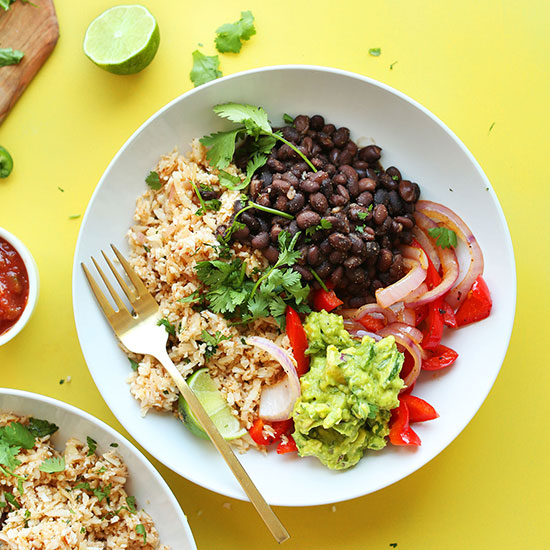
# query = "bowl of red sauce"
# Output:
<box><xmin>0</xmin><ymin>227</ymin><xmax>39</xmax><ymax>346</ymax></box>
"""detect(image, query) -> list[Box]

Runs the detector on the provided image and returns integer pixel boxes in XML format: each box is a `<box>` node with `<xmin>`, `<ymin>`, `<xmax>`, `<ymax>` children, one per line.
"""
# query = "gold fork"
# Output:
<box><xmin>82</xmin><ymin>244</ymin><xmax>289</xmax><ymax>544</ymax></box>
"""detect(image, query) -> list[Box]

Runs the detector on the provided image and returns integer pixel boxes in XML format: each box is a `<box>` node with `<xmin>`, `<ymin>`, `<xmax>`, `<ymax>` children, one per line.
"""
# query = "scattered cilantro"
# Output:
<box><xmin>74</xmin><ymin>482</ymin><xmax>91</xmax><ymax>491</ymax></box>
<box><xmin>27</xmin><ymin>418</ymin><xmax>58</xmax><ymax>438</ymax></box>
<box><xmin>145</xmin><ymin>170</ymin><xmax>161</xmax><ymax>190</ymax></box>
<box><xmin>200</xmin><ymin>103</ymin><xmax>317</xmax><ymax>177</ymax></box>
<box><xmin>0</xmin><ymin>421</ymin><xmax>36</xmax><ymax>472</ymax></box>
<box><xmin>179</xmin><ymin>290</ymin><xmax>200</xmax><ymax>304</ymax></box>
<box><xmin>310</xmin><ymin>268</ymin><xmax>329</xmax><ymax>292</ymax></box>
<box><xmin>86</xmin><ymin>436</ymin><xmax>97</xmax><ymax>456</ymax></box>
<box><xmin>305</xmin><ymin>218</ymin><xmax>333</xmax><ymax>236</ymax></box>
<box><xmin>190</xmin><ymin>50</ymin><xmax>222</xmax><ymax>87</ymax></box>
<box><xmin>157</xmin><ymin>318</ymin><xmax>176</xmax><ymax>337</ymax></box>
<box><xmin>369</xmin><ymin>48</ymin><xmax>381</xmax><ymax>56</ymax></box>
<box><xmin>17</xmin><ymin>478</ymin><xmax>23</xmax><ymax>495</ymax></box>
<box><xmin>80</xmin><ymin>526</ymin><xmax>86</xmax><ymax>534</ymax></box>
<box><xmin>389</xmin><ymin>60</ymin><xmax>398</xmax><ymax>70</ymax></box>
<box><xmin>57</xmin><ymin>186</ymin><xmax>64</xmax><ymax>192</ymax></box>
<box><xmin>392</xmin><ymin>175</ymin><xmax>399</xmax><ymax>181</ymax></box>
<box><xmin>191</xmin><ymin>182</ymin><xmax>221</xmax><ymax>216</ymax></box>
<box><xmin>129</xmin><ymin>358</ymin><xmax>139</xmax><ymax>371</ymax></box>
<box><xmin>488</xmin><ymin>121</ymin><xmax>495</xmax><ymax>134</ymax></box>
<box><xmin>0</xmin><ymin>47</ymin><xmax>24</xmax><ymax>66</ymax></box>
<box><xmin>126</xmin><ymin>495</ymin><xmax>137</xmax><ymax>513</ymax></box>
<box><xmin>200</xmin><ymin>330</ymin><xmax>231</xmax><ymax>358</ymax></box>
<box><xmin>428</xmin><ymin>226</ymin><xmax>457</xmax><ymax>249</ymax></box>
<box><xmin>143</xmin><ymin>244</ymin><xmax>150</xmax><ymax>253</ymax></box>
<box><xmin>93</xmin><ymin>483</ymin><xmax>111</xmax><ymax>503</ymax></box>
<box><xmin>215</xmin><ymin>10</ymin><xmax>256</xmax><ymax>53</ymax></box>
<box><xmin>39</xmin><ymin>456</ymin><xmax>65</xmax><ymax>473</ymax></box>
<box><xmin>59</xmin><ymin>379</ymin><xmax>65</xmax><ymax>384</ymax></box>
<box><xmin>390</xmin><ymin>544</ymin><xmax>398</xmax><ymax>548</ymax></box>
<box><xmin>135</xmin><ymin>524</ymin><xmax>147</xmax><ymax>544</ymax></box>
<box><xmin>97</xmin><ymin>466</ymin><xmax>106</xmax><ymax>473</ymax></box>
<box><xmin>4</xmin><ymin>492</ymin><xmax>20</xmax><ymax>509</ymax></box>
<box><xmin>110</xmin><ymin>442</ymin><xmax>119</xmax><ymax>447</ymax></box>
<box><xmin>283</xmin><ymin>113</ymin><xmax>294</xmax><ymax>125</ymax></box>
<box><xmin>68</xmin><ymin>214</ymin><xmax>80</xmax><ymax>220</ymax></box>
<box><xmin>356</xmin><ymin>225</ymin><xmax>364</xmax><ymax>233</ymax></box>
<box><xmin>0</xmin><ymin>502</ymin><xmax>6</xmax><ymax>508</ymax></box>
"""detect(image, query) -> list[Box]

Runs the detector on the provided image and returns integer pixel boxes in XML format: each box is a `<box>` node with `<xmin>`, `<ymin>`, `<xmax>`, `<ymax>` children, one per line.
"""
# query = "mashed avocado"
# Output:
<box><xmin>292</xmin><ymin>311</ymin><xmax>404</xmax><ymax>470</ymax></box>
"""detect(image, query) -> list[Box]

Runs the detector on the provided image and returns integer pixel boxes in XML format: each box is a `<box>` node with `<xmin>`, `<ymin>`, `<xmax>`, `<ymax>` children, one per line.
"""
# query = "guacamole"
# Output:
<box><xmin>292</xmin><ymin>311</ymin><xmax>404</xmax><ymax>470</ymax></box>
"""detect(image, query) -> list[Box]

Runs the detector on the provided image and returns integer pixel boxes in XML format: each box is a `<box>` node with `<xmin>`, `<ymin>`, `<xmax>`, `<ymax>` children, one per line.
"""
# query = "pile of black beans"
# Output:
<box><xmin>223</xmin><ymin>114</ymin><xmax>421</xmax><ymax>308</ymax></box>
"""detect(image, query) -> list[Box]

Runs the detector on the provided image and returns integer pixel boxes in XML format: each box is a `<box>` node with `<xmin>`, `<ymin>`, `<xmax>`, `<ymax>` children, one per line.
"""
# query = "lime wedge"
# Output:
<box><xmin>179</xmin><ymin>368</ymin><xmax>247</xmax><ymax>441</ymax></box>
<box><xmin>83</xmin><ymin>5</ymin><xmax>160</xmax><ymax>75</ymax></box>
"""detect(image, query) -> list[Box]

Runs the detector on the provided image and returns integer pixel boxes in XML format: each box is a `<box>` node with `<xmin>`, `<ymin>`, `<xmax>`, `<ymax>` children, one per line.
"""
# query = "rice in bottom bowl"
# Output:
<box><xmin>126</xmin><ymin>140</ymin><xmax>289</xmax><ymax>443</ymax></box>
<box><xmin>0</xmin><ymin>414</ymin><xmax>168</xmax><ymax>549</ymax></box>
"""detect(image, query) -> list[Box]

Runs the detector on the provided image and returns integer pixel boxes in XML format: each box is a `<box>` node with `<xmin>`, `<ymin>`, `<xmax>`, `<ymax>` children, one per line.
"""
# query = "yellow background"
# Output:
<box><xmin>1</xmin><ymin>0</ymin><xmax>549</xmax><ymax>548</ymax></box>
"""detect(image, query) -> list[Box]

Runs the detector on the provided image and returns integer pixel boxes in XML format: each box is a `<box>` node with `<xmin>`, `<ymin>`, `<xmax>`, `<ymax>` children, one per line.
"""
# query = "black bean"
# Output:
<box><xmin>255</xmin><ymin>193</ymin><xmax>271</xmax><ymax>207</ymax></box>
<box><xmin>377</xmin><ymin>248</ymin><xmax>393</xmax><ymax>272</ymax></box>
<box><xmin>374</xmin><ymin>189</ymin><xmax>389</xmax><ymax>205</ymax></box>
<box><xmin>296</xmin><ymin>210</ymin><xmax>321</xmax><ymax>229</ymax></box>
<box><xmin>311</xmin><ymin>157</ymin><xmax>325</xmax><ymax>170</ymax></box>
<box><xmin>349</xmin><ymin>233</ymin><xmax>365</xmax><ymax>256</ymax></box>
<box><xmin>332</xmin><ymin>173</ymin><xmax>346</xmax><ymax>186</ymax></box>
<box><xmin>300</xmin><ymin>178</ymin><xmax>320</xmax><ymax>193</ymax></box>
<box><xmin>274</xmin><ymin>195</ymin><xmax>289</xmax><ymax>212</ymax></box>
<box><xmin>319</xmin><ymin>239</ymin><xmax>332</xmax><ymax>255</ymax></box>
<box><xmin>309</xmin><ymin>192</ymin><xmax>328</xmax><ymax>213</ymax></box>
<box><xmin>263</xmin><ymin>246</ymin><xmax>279</xmax><ymax>264</ymax></box>
<box><xmin>362</xmin><ymin>226</ymin><xmax>376</xmax><ymax>240</ymax></box>
<box><xmin>301</xmin><ymin>136</ymin><xmax>313</xmax><ymax>156</ymax></box>
<box><xmin>379</xmin><ymin>173</ymin><xmax>398</xmax><ymax>191</ymax></box>
<box><xmin>336</xmin><ymin>184</ymin><xmax>350</xmax><ymax>202</ymax></box>
<box><xmin>345</xmin><ymin>141</ymin><xmax>358</xmax><ymax>155</ymax></box>
<box><xmin>328</xmin><ymin>250</ymin><xmax>344</xmax><ymax>264</ymax></box>
<box><xmin>271</xmin><ymin>179</ymin><xmax>291</xmax><ymax>195</ymax></box>
<box><xmin>291</xmin><ymin>162</ymin><xmax>309</xmax><ymax>177</ymax></box>
<box><xmin>386</xmin><ymin>166</ymin><xmax>402</xmax><ymax>182</ymax></box>
<box><xmin>282</xmin><ymin>126</ymin><xmax>300</xmax><ymax>143</ymax></box>
<box><xmin>281</xmin><ymin>171</ymin><xmax>299</xmax><ymax>186</ymax></box>
<box><xmin>364</xmin><ymin>241</ymin><xmax>380</xmax><ymax>258</ymax></box>
<box><xmin>250</xmin><ymin>179</ymin><xmax>262</xmax><ymax>199</ymax></box>
<box><xmin>318</xmin><ymin>133</ymin><xmax>334</xmax><ymax>150</ymax></box>
<box><xmin>391</xmin><ymin>220</ymin><xmax>404</xmax><ymax>234</ymax></box>
<box><xmin>307</xmin><ymin>245</ymin><xmax>322</xmax><ymax>266</ymax></box>
<box><xmin>328</xmin><ymin>232</ymin><xmax>352</xmax><ymax>251</ymax></box>
<box><xmin>251</xmin><ymin>232</ymin><xmax>270</xmax><ymax>250</ymax></box>
<box><xmin>346</xmin><ymin>267</ymin><xmax>366</xmax><ymax>284</ymax></box>
<box><xmin>340</xmin><ymin>165</ymin><xmax>359</xmax><ymax>197</ymax></box>
<box><xmin>329</xmin><ymin>194</ymin><xmax>347</xmax><ymax>207</ymax></box>
<box><xmin>267</xmin><ymin>157</ymin><xmax>285</xmax><ymax>172</ymax></box>
<box><xmin>365</xmin><ymin>167</ymin><xmax>379</xmax><ymax>180</ymax></box>
<box><xmin>412</xmin><ymin>182</ymin><xmax>421</xmax><ymax>201</ymax></box>
<box><xmin>260</xmin><ymin>170</ymin><xmax>272</xmax><ymax>186</ymax></box>
<box><xmin>294</xmin><ymin>115</ymin><xmax>310</xmax><ymax>134</ymax></box>
<box><xmin>357</xmin><ymin>191</ymin><xmax>373</xmax><ymax>207</ymax></box>
<box><xmin>322</xmin><ymin>124</ymin><xmax>336</xmax><ymax>135</ymax></box>
<box><xmin>287</xmin><ymin>193</ymin><xmax>305</xmax><ymax>213</ymax></box>
<box><xmin>353</xmin><ymin>160</ymin><xmax>369</xmax><ymax>171</ymax></box>
<box><xmin>343</xmin><ymin>256</ymin><xmax>362</xmax><ymax>269</ymax></box>
<box><xmin>240</xmin><ymin>212</ymin><xmax>260</xmax><ymax>232</ymax></box>
<box><xmin>232</xmin><ymin>225</ymin><xmax>250</xmax><ymax>241</ymax></box>
<box><xmin>311</xmin><ymin>142</ymin><xmax>322</xmax><ymax>156</ymax></box>
<box><xmin>398</xmin><ymin>180</ymin><xmax>416</xmax><ymax>202</ymax></box>
<box><xmin>316</xmin><ymin>261</ymin><xmax>332</xmax><ymax>278</ymax></box>
<box><xmin>277</xmin><ymin>143</ymin><xmax>297</xmax><ymax>161</ymax></box>
<box><xmin>287</xmin><ymin>220</ymin><xmax>299</xmax><ymax>237</ymax></box>
<box><xmin>310</xmin><ymin>115</ymin><xmax>325</xmax><ymax>130</ymax></box>
<box><xmin>358</xmin><ymin>178</ymin><xmax>377</xmax><ymax>193</ymax></box>
<box><xmin>297</xmin><ymin>246</ymin><xmax>308</xmax><ymax>266</ymax></box>
<box><xmin>348</xmin><ymin>204</ymin><xmax>370</xmax><ymax>222</ymax></box>
<box><xmin>394</xmin><ymin>215</ymin><xmax>414</xmax><ymax>230</ymax></box>
<box><xmin>270</xmin><ymin>224</ymin><xmax>283</xmax><ymax>243</ymax></box>
<box><xmin>338</xmin><ymin>149</ymin><xmax>354</xmax><ymax>166</ymax></box>
<box><xmin>333</xmin><ymin>127</ymin><xmax>350</xmax><ymax>147</ymax></box>
<box><xmin>388</xmin><ymin>190</ymin><xmax>403</xmax><ymax>215</ymax></box>
<box><xmin>349</xmin><ymin>296</ymin><xmax>368</xmax><ymax>308</ymax></box>
<box><xmin>358</xmin><ymin>145</ymin><xmax>382</xmax><ymax>163</ymax></box>
<box><xmin>325</xmin><ymin>163</ymin><xmax>337</xmax><ymax>176</ymax></box>
<box><xmin>329</xmin><ymin>148</ymin><xmax>340</xmax><ymax>165</ymax></box>
<box><xmin>330</xmin><ymin>266</ymin><xmax>344</xmax><ymax>286</ymax></box>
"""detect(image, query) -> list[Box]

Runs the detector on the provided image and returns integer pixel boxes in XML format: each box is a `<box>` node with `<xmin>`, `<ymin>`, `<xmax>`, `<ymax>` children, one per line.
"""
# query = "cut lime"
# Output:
<box><xmin>179</xmin><ymin>368</ymin><xmax>247</xmax><ymax>441</ymax></box>
<box><xmin>83</xmin><ymin>5</ymin><xmax>160</xmax><ymax>75</ymax></box>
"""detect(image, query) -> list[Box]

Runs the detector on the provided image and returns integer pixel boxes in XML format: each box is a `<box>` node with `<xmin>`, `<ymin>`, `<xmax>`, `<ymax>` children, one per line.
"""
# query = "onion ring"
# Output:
<box><xmin>416</xmin><ymin>200</ymin><xmax>484</xmax><ymax>309</ymax></box>
<box><xmin>340</xmin><ymin>303</ymin><xmax>397</xmax><ymax>325</ymax></box>
<box><xmin>382</xmin><ymin>321</ymin><xmax>423</xmax><ymax>345</ymax></box>
<box><xmin>412</xmin><ymin>226</ymin><xmax>440</xmax><ymax>271</ymax></box>
<box><xmin>377</xmin><ymin>329</ymin><xmax>422</xmax><ymax>389</ymax></box>
<box><xmin>375</xmin><ymin>258</ymin><xmax>427</xmax><ymax>309</ymax></box>
<box><xmin>397</xmin><ymin>306</ymin><xmax>416</xmax><ymax>326</ymax></box>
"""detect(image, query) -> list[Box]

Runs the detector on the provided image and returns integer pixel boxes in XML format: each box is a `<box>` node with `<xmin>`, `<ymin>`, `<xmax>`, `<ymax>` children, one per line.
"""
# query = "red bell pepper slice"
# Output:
<box><xmin>389</xmin><ymin>400</ymin><xmax>421</xmax><ymax>446</ymax></box>
<box><xmin>422</xmin><ymin>297</ymin><xmax>445</xmax><ymax>350</ymax></box>
<box><xmin>455</xmin><ymin>276</ymin><xmax>492</xmax><ymax>327</ymax></box>
<box><xmin>357</xmin><ymin>314</ymin><xmax>386</xmax><ymax>333</ymax></box>
<box><xmin>248</xmin><ymin>419</ymin><xmax>293</xmax><ymax>446</ymax></box>
<box><xmin>422</xmin><ymin>344</ymin><xmax>459</xmax><ymax>371</ymax></box>
<box><xmin>414</xmin><ymin>304</ymin><xmax>428</xmax><ymax>326</ymax></box>
<box><xmin>400</xmin><ymin>394</ymin><xmax>439</xmax><ymax>422</ymax></box>
<box><xmin>276</xmin><ymin>434</ymin><xmax>298</xmax><ymax>454</ymax></box>
<box><xmin>312</xmin><ymin>288</ymin><xmax>343</xmax><ymax>312</ymax></box>
<box><xmin>285</xmin><ymin>306</ymin><xmax>309</xmax><ymax>376</ymax></box>
<box><xmin>440</xmin><ymin>300</ymin><xmax>458</xmax><ymax>328</ymax></box>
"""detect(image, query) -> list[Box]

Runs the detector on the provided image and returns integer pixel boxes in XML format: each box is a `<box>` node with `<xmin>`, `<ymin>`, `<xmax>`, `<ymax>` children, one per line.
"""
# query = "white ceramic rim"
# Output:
<box><xmin>0</xmin><ymin>388</ymin><xmax>196</xmax><ymax>547</ymax></box>
<box><xmin>0</xmin><ymin>226</ymin><xmax>40</xmax><ymax>346</ymax></box>
<box><xmin>72</xmin><ymin>64</ymin><xmax>516</xmax><ymax>505</ymax></box>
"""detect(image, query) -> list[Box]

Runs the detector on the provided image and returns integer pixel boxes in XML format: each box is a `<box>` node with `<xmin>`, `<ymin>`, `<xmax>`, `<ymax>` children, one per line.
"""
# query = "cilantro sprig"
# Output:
<box><xmin>305</xmin><ymin>218</ymin><xmax>332</xmax><ymax>237</ymax></box>
<box><xmin>199</xmin><ymin>330</ymin><xmax>231</xmax><ymax>358</ymax></box>
<box><xmin>200</xmin><ymin>103</ymin><xmax>317</xmax><ymax>185</ymax></box>
<box><xmin>215</xmin><ymin>11</ymin><xmax>256</xmax><ymax>53</ymax></box>
<box><xmin>428</xmin><ymin>226</ymin><xmax>458</xmax><ymax>249</ymax></box>
<box><xmin>0</xmin><ymin>47</ymin><xmax>24</xmax><ymax>67</ymax></box>
<box><xmin>190</xmin><ymin>50</ymin><xmax>222</xmax><ymax>87</ymax></box>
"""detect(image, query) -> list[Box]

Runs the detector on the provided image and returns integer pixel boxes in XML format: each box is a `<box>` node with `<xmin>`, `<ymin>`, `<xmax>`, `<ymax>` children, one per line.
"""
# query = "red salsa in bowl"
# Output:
<box><xmin>0</xmin><ymin>237</ymin><xmax>30</xmax><ymax>336</ymax></box>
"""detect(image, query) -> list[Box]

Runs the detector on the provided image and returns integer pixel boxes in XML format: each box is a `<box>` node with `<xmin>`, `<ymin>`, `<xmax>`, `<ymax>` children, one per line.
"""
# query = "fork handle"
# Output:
<box><xmin>154</xmin><ymin>349</ymin><xmax>290</xmax><ymax>544</ymax></box>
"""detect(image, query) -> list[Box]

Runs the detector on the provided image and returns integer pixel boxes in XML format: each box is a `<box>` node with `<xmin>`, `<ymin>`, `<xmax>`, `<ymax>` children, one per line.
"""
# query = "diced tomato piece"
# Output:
<box><xmin>401</xmin><ymin>395</ymin><xmax>439</xmax><ymax>423</ymax></box>
<box><xmin>455</xmin><ymin>276</ymin><xmax>492</xmax><ymax>327</ymax></box>
<box><xmin>389</xmin><ymin>400</ymin><xmax>421</xmax><ymax>446</ymax></box>
<box><xmin>276</xmin><ymin>434</ymin><xmax>298</xmax><ymax>454</ymax></box>
<box><xmin>312</xmin><ymin>288</ymin><xmax>343</xmax><ymax>312</ymax></box>
<box><xmin>285</xmin><ymin>306</ymin><xmax>309</xmax><ymax>376</ymax></box>
<box><xmin>248</xmin><ymin>419</ymin><xmax>293</xmax><ymax>446</ymax></box>
<box><xmin>440</xmin><ymin>300</ymin><xmax>458</xmax><ymax>328</ymax></box>
<box><xmin>422</xmin><ymin>344</ymin><xmax>459</xmax><ymax>371</ymax></box>
<box><xmin>357</xmin><ymin>314</ymin><xmax>386</xmax><ymax>332</ymax></box>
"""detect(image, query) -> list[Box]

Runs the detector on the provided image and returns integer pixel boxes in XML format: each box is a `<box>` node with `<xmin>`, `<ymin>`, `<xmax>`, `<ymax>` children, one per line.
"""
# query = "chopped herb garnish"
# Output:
<box><xmin>389</xmin><ymin>60</ymin><xmax>398</xmax><ymax>70</ymax></box>
<box><xmin>93</xmin><ymin>483</ymin><xmax>111</xmax><ymax>503</ymax></box>
<box><xmin>59</xmin><ymin>379</ymin><xmax>65</xmax><ymax>385</ymax></box>
<box><xmin>17</xmin><ymin>478</ymin><xmax>23</xmax><ymax>495</ymax></box>
<box><xmin>135</xmin><ymin>524</ymin><xmax>147</xmax><ymax>544</ymax></box>
<box><xmin>190</xmin><ymin>50</ymin><xmax>222</xmax><ymax>87</ymax></box>
<box><xmin>305</xmin><ymin>218</ymin><xmax>332</xmax><ymax>236</ymax></box>
<box><xmin>428</xmin><ymin>226</ymin><xmax>458</xmax><ymax>249</ymax></box>
<box><xmin>86</xmin><ymin>436</ymin><xmax>97</xmax><ymax>456</ymax></box>
<box><xmin>191</xmin><ymin>182</ymin><xmax>221</xmax><ymax>216</ymax></box>
<box><xmin>283</xmin><ymin>113</ymin><xmax>294</xmax><ymax>125</ymax></box>
<box><xmin>80</xmin><ymin>526</ymin><xmax>86</xmax><ymax>534</ymax></box>
<box><xmin>39</xmin><ymin>456</ymin><xmax>65</xmax><ymax>473</ymax></box>
<box><xmin>110</xmin><ymin>442</ymin><xmax>119</xmax><ymax>447</ymax></box>
<box><xmin>200</xmin><ymin>330</ymin><xmax>231</xmax><ymax>358</ymax></box>
<box><xmin>368</xmin><ymin>47</ymin><xmax>381</xmax><ymax>56</ymax></box>
<box><xmin>74</xmin><ymin>482</ymin><xmax>91</xmax><ymax>491</ymax></box>
<box><xmin>215</xmin><ymin>10</ymin><xmax>256</xmax><ymax>53</ymax></box>
<box><xmin>4</xmin><ymin>492</ymin><xmax>20</xmax><ymax>509</ymax></box>
<box><xmin>0</xmin><ymin>47</ymin><xmax>24</xmax><ymax>66</ymax></box>
<box><xmin>129</xmin><ymin>357</ymin><xmax>139</xmax><ymax>371</ymax></box>
<box><xmin>68</xmin><ymin>215</ymin><xmax>80</xmax><ymax>220</ymax></box>
<box><xmin>97</xmin><ymin>466</ymin><xmax>106</xmax><ymax>473</ymax></box>
<box><xmin>27</xmin><ymin>418</ymin><xmax>58</xmax><ymax>438</ymax></box>
<box><xmin>145</xmin><ymin>170</ymin><xmax>161</xmax><ymax>190</ymax></box>
<box><xmin>143</xmin><ymin>244</ymin><xmax>150</xmax><ymax>253</ymax></box>
<box><xmin>179</xmin><ymin>290</ymin><xmax>200</xmax><ymax>304</ymax></box>
<box><xmin>57</xmin><ymin>186</ymin><xmax>64</xmax><ymax>192</ymax></box>
<box><xmin>157</xmin><ymin>318</ymin><xmax>176</xmax><ymax>337</ymax></box>
<box><xmin>126</xmin><ymin>495</ymin><xmax>137</xmax><ymax>513</ymax></box>
<box><xmin>392</xmin><ymin>175</ymin><xmax>399</xmax><ymax>181</ymax></box>
<box><xmin>488</xmin><ymin>122</ymin><xmax>495</xmax><ymax>134</ymax></box>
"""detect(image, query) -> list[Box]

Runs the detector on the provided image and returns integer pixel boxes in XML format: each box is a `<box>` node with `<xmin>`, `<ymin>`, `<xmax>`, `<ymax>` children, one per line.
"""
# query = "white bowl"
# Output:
<box><xmin>0</xmin><ymin>227</ymin><xmax>39</xmax><ymax>346</ymax></box>
<box><xmin>72</xmin><ymin>65</ymin><xmax>516</xmax><ymax>507</ymax></box>
<box><xmin>0</xmin><ymin>389</ymin><xmax>196</xmax><ymax>549</ymax></box>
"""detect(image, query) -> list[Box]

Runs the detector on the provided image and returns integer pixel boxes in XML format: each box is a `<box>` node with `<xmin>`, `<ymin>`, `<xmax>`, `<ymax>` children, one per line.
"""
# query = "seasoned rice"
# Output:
<box><xmin>126</xmin><ymin>140</ymin><xmax>290</xmax><ymax>445</ymax></box>
<box><xmin>0</xmin><ymin>414</ymin><xmax>168</xmax><ymax>549</ymax></box>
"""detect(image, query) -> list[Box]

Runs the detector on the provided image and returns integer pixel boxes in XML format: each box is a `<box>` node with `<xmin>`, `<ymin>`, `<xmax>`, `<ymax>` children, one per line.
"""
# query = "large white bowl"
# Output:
<box><xmin>72</xmin><ymin>65</ymin><xmax>516</xmax><ymax>507</ymax></box>
<box><xmin>0</xmin><ymin>389</ymin><xmax>196</xmax><ymax>549</ymax></box>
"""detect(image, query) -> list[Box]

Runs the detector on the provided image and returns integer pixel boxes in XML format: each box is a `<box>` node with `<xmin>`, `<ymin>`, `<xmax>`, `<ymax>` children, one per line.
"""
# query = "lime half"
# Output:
<box><xmin>179</xmin><ymin>368</ymin><xmax>247</xmax><ymax>441</ymax></box>
<box><xmin>83</xmin><ymin>5</ymin><xmax>160</xmax><ymax>75</ymax></box>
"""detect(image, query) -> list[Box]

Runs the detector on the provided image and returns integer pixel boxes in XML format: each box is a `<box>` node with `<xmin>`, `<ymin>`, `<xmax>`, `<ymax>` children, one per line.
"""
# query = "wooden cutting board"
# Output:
<box><xmin>0</xmin><ymin>0</ymin><xmax>59</xmax><ymax>124</ymax></box>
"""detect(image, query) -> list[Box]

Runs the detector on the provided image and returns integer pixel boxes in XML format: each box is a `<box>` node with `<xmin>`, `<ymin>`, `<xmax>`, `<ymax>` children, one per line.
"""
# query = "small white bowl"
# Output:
<box><xmin>0</xmin><ymin>227</ymin><xmax>40</xmax><ymax>346</ymax></box>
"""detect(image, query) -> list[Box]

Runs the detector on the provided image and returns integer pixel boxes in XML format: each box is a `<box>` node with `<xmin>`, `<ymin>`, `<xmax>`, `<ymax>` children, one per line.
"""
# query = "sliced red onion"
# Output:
<box><xmin>412</xmin><ymin>226</ymin><xmax>440</xmax><ymax>271</ymax></box>
<box><xmin>341</xmin><ymin>303</ymin><xmax>397</xmax><ymax>325</ymax></box>
<box><xmin>403</xmin><ymin>282</ymin><xmax>428</xmax><ymax>304</ymax></box>
<box><xmin>248</xmin><ymin>337</ymin><xmax>301</xmax><ymax>421</ymax></box>
<box><xmin>400</xmin><ymin>244</ymin><xmax>429</xmax><ymax>269</ymax></box>
<box><xmin>416</xmin><ymin>201</ymin><xmax>484</xmax><ymax>309</ymax></box>
<box><xmin>382</xmin><ymin>322</ymin><xmax>423</xmax><ymax>345</ymax></box>
<box><xmin>347</xmin><ymin>328</ymin><xmax>382</xmax><ymax>341</ymax></box>
<box><xmin>377</xmin><ymin>329</ymin><xmax>422</xmax><ymax>389</ymax></box>
<box><xmin>397</xmin><ymin>307</ymin><xmax>416</xmax><ymax>326</ymax></box>
<box><xmin>376</xmin><ymin>258</ymin><xmax>427</xmax><ymax>309</ymax></box>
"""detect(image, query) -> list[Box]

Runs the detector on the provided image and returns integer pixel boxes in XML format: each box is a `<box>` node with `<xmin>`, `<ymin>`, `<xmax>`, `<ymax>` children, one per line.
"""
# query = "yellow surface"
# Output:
<box><xmin>1</xmin><ymin>0</ymin><xmax>548</xmax><ymax>548</ymax></box>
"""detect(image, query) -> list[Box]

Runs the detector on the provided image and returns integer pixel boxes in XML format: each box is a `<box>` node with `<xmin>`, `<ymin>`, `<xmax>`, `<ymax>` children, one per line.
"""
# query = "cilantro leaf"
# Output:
<box><xmin>428</xmin><ymin>226</ymin><xmax>458</xmax><ymax>249</ymax></box>
<box><xmin>126</xmin><ymin>495</ymin><xmax>137</xmax><ymax>513</ymax></box>
<box><xmin>0</xmin><ymin>47</ymin><xmax>24</xmax><ymax>67</ymax></box>
<box><xmin>213</xmin><ymin>103</ymin><xmax>272</xmax><ymax>135</ymax></box>
<box><xmin>305</xmin><ymin>218</ymin><xmax>332</xmax><ymax>236</ymax></box>
<box><xmin>190</xmin><ymin>50</ymin><xmax>222</xmax><ymax>87</ymax></box>
<box><xmin>283</xmin><ymin>113</ymin><xmax>294</xmax><ymax>125</ymax></box>
<box><xmin>215</xmin><ymin>10</ymin><xmax>256</xmax><ymax>53</ymax></box>
<box><xmin>129</xmin><ymin>358</ymin><xmax>139</xmax><ymax>371</ymax></box>
<box><xmin>0</xmin><ymin>422</ymin><xmax>35</xmax><ymax>450</ymax></box>
<box><xmin>74</xmin><ymin>481</ymin><xmax>91</xmax><ymax>491</ymax></box>
<box><xmin>136</xmin><ymin>524</ymin><xmax>147</xmax><ymax>544</ymax></box>
<box><xmin>86</xmin><ymin>436</ymin><xmax>97</xmax><ymax>456</ymax></box>
<box><xmin>178</xmin><ymin>290</ymin><xmax>201</xmax><ymax>304</ymax></box>
<box><xmin>39</xmin><ymin>456</ymin><xmax>65</xmax><ymax>473</ymax></box>
<box><xmin>218</xmin><ymin>170</ymin><xmax>246</xmax><ymax>190</ymax></box>
<box><xmin>0</xmin><ymin>445</ymin><xmax>21</xmax><ymax>471</ymax></box>
<box><xmin>245</xmin><ymin>152</ymin><xmax>268</xmax><ymax>182</ymax></box>
<box><xmin>27</xmin><ymin>418</ymin><xmax>58</xmax><ymax>438</ymax></box>
<box><xmin>200</xmin><ymin>129</ymin><xmax>242</xmax><ymax>170</ymax></box>
<box><xmin>93</xmin><ymin>483</ymin><xmax>111</xmax><ymax>503</ymax></box>
<box><xmin>369</xmin><ymin>47</ymin><xmax>381</xmax><ymax>56</ymax></box>
<box><xmin>145</xmin><ymin>170</ymin><xmax>161</xmax><ymax>190</ymax></box>
<box><xmin>200</xmin><ymin>330</ymin><xmax>230</xmax><ymax>358</ymax></box>
<box><xmin>157</xmin><ymin>318</ymin><xmax>177</xmax><ymax>336</ymax></box>
<box><xmin>4</xmin><ymin>492</ymin><xmax>20</xmax><ymax>509</ymax></box>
